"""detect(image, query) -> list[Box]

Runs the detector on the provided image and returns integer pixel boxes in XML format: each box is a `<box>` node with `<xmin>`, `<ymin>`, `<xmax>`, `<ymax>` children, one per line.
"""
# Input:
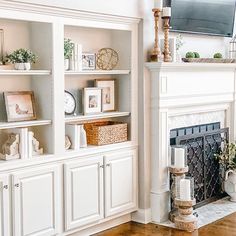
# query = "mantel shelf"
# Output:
<box><xmin>65</xmin><ymin>70</ymin><xmax>130</xmax><ymax>75</ymax></box>
<box><xmin>0</xmin><ymin>119</ymin><xmax>52</xmax><ymax>130</ymax></box>
<box><xmin>145</xmin><ymin>62</ymin><xmax>236</xmax><ymax>72</ymax></box>
<box><xmin>0</xmin><ymin>70</ymin><xmax>51</xmax><ymax>75</ymax></box>
<box><xmin>65</xmin><ymin>111</ymin><xmax>130</xmax><ymax>123</ymax></box>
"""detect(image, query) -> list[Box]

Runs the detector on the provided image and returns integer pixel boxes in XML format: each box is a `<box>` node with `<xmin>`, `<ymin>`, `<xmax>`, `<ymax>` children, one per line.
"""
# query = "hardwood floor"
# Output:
<box><xmin>94</xmin><ymin>212</ymin><xmax>236</xmax><ymax>236</ymax></box>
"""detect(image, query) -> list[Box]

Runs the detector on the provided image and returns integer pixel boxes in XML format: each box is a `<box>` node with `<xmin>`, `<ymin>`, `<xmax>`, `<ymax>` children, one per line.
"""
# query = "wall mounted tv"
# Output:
<box><xmin>170</xmin><ymin>0</ymin><xmax>236</xmax><ymax>37</ymax></box>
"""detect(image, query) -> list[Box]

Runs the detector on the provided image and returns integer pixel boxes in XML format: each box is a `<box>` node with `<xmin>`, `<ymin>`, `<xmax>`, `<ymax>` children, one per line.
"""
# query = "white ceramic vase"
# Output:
<box><xmin>14</xmin><ymin>62</ymin><xmax>31</xmax><ymax>70</ymax></box>
<box><xmin>224</xmin><ymin>170</ymin><xmax>236</xmax><ymax>202</ymax></box>
<box><xmin>64</xmin><ymin>59</ymin><xmax>69</xmax><ymax>71</ymax></box>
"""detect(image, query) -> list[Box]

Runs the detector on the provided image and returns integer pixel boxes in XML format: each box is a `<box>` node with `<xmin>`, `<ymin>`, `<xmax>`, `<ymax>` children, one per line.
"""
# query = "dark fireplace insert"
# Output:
<box><xmin>170</xmin><ymin>122</ymin><xmax>229</xmax><ymax>207</ymax></box>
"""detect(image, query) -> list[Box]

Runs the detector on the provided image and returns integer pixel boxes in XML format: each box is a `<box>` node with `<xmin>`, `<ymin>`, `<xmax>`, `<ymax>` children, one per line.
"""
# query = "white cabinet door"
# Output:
<box><xmin>0</xmin><ymin>175</ymin><xmax>9</xmax><ymax>236</ymax></box>
<box><xmin>64</xmin><ymin>156</ymin><xmax>104</xmax><ymax>230</ymax></box>
<box><xmin>105</xmin><ymin>149</ymin><xmax>137</xmax><ymax>217</ymax></box>
<box><xmin>12</xmin><ymin>165</ymin><xmax>60</xmax><ymax>236</ymax></box>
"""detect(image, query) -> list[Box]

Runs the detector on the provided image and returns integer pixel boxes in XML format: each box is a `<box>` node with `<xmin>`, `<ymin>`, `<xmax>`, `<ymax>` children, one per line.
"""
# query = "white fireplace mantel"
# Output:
<box><xmin>146</xmin><ymin>62</ymin><xmax>236</xmax><ymax>223</ymax></box>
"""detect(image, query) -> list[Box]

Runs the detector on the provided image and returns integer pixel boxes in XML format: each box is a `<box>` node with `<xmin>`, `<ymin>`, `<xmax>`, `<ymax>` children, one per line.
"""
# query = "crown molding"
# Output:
<box><xmin>0</xmin><ymin>0</ymin><xmax>141</xmax><ymax>25</ymax></box>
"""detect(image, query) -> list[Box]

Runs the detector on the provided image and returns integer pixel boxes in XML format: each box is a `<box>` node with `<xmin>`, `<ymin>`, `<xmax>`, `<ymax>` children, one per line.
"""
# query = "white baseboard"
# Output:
<box><xmin>131</xmin><ymin>208</ymin><xmax>152</xmax><ymax>224</ymax></box>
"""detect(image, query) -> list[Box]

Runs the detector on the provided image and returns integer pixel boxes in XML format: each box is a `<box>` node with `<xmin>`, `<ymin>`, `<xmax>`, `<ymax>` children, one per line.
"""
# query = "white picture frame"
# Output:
<box><xmin>95</xmin><ymin>79</ymin><xmax>116</xmax><ymax>112</ymax></box>
<box><xmin>83</xmin><ymin>88</ymin><xmax>102</xmax><ymax>115</ymax></box>
<box><xmin>82</xmin><ymin>53</ymin><xmax>96</xmax><ymax>70</ymax></box>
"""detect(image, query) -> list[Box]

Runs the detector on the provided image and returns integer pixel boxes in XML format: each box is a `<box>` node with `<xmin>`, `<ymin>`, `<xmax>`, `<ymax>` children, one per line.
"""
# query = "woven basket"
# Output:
<box><xmin>84</xmin><ymin>121</ymin><xmax>127</xmax><ymax>145</ymax></box>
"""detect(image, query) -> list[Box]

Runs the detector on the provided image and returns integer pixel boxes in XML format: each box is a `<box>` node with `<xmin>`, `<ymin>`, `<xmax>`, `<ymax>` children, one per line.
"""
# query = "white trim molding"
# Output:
<box><xmin>131</xmin><ymin>208</ymin><xmax>152</xmax><ymax>224</ymax></box>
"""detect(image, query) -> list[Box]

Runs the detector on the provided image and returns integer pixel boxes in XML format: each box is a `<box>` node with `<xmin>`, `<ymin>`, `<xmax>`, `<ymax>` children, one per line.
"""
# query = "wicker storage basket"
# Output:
<box><xmin>84</xmin><ymin>121</ymin><xmax>128</xmax><ymax>146</ymax></box>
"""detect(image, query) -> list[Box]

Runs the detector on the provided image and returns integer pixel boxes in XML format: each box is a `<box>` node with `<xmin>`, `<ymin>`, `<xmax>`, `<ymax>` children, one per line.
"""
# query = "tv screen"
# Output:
<box><xmin>170</xmin><ymin>0</ymin><xmax>236</xmax><ymax>37</ymax></box>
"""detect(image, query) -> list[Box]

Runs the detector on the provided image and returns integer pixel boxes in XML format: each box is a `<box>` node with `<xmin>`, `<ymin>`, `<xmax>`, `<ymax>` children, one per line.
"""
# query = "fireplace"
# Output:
<box><xmin>170</xmin><ymin>122</ymin><xmax>229</xmax><ymax>207</ymax></box>
<box><xmin>146</xmin><ymin>62</ymin><xmax>236</xmax><ymax>223</ymax></box>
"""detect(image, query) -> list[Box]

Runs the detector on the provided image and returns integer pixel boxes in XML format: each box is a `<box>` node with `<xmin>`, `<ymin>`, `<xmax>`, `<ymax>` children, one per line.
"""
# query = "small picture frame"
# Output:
<box><xmin>95</xmin><ymin>79</ymin><xmax>116</xmax><ymax>112</ymax></box>
<box><xmin>82</xmin><ymin>53</ymin><xmax>96</xmax><ymax>70</ymax></box>
<box><xmin>83</xmin><ymin>88</ymin><xmax>102</xmax><ymax>115</ymax></box>
<box><xmin>4</xmin><ymin>91</ymin><xmax>36</xmax><ymax>122</ymax></box>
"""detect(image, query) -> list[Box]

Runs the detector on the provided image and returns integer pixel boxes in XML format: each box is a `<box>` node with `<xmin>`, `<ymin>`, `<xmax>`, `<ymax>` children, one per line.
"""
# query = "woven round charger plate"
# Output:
<box><xmin>96</xmin><ymin>48</ymin><xmax>119</xmax><ymax>70</ymax></box>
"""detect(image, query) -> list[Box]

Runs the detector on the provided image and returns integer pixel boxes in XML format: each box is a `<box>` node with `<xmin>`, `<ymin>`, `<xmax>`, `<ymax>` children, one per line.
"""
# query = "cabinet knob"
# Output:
<box><xmin>3</xmin><ymin>185</ymin><xmax>8</xmax><ymax>190</ymax></box>
<box><xmin>15</xmin><ymin>183</ymin><xmax>20</xmax><ymax>188</ymax></box>
<box><xmin>100</xmin><ymin>165</ymin><xmax>104</xmax><ymax>168</ymax></box>
<box><xmin>106</xmin><ymin>163</ymin><xmax>111</xmax><ymax>167</ymax></box>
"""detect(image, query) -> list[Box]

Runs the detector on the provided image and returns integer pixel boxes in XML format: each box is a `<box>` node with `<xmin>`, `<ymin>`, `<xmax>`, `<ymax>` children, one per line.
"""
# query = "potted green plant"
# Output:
<box><xmin>6</xmin><ymin>48</ymin><xmax>37</xmax><ymax>70</ymax></box>
<box><xmin>64</xmin><ymin>38</ymin><xmax>74</xmax><ymax>70</ymax></box>
<box><xmin>215</xmin><ymin>142</ymin><xmax>236</xmax><ymax>202</ymax></box>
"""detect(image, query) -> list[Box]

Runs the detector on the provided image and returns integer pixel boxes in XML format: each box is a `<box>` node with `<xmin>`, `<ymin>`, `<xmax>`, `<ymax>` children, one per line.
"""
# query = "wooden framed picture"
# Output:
<box><xmin>95</xmin><ymin>79</ymin><xmax>116</xmax><ymax>112</ymax></box>
<box><xmin>83</xmin><ymin>88</ymin><xmax>102</xmax><ymax>115</ymax></box>
<box><xmin>82</xmin><ymin>53</ymin><xmax>96</xmax><ymax>70</ymax></box>
<box><xmin>4</xmin><ymin>91</ymin><xmax>36</xmax><ymax>122</ymax></box>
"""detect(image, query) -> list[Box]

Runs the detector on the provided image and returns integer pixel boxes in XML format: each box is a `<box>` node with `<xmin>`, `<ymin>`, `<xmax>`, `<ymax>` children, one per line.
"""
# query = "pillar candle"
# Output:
<box><xmin>174</xmin><ymin>148</ymin><xmax>185</xmax><ymax>168</ymax></box>
<box><xmin>163</xmin><ymin>7</ymin><xmax>171</xmax><ymax>17</ymax></box>
<box><xmin>154</xmin><ymin>0</ymin><xmax>163</xmax><ymax>9</ymax></box>
<box><xmin>179</xmin><ymin>179</ymin><xmax>191</xmax><ymax>201</ymax></box>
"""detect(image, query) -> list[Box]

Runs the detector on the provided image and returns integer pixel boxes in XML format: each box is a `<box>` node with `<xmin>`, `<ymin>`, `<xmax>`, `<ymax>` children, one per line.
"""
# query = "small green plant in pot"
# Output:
<box><xmin>6</xmin><ymin>48</ymin><xmax>37</xmax><ymax>70</ymax></box>
<box><xmin>64</xmin><ymin>38</ymin><xmax>74</xmax><ymax>70</ymax></box>
<box><xmin>215</xmin><ymin>142</ymin><xmax>236</xmax><ymax>202</ymax></box>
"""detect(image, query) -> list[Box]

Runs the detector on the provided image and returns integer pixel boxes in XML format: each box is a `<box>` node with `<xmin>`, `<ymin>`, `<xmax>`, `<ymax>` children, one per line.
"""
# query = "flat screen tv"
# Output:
<box><xmin>170</xmin><ymin>0</ymin><xmax>236</xmax><ymax>37</ymax></box>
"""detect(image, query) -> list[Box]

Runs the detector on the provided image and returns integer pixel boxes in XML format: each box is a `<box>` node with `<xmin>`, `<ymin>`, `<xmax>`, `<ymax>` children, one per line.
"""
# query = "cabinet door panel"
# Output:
<box><xmin>0</xmin><ymin>175</ymin><xmax>9</xmax><ymax>236</ymax></box>
<box><xmin>12</xmin><ymin>165</ymin><xmax>59</xmax><ymax>236</ymax></box>
<box><xmin>64</xmin><ymin>156</ymin><xmax>104</xmax><ymax>230</ymax></box>
<box><xmin>105</xmin><ymin>149</ymin><xmax>137</xmax><ymax>217</ymax></box>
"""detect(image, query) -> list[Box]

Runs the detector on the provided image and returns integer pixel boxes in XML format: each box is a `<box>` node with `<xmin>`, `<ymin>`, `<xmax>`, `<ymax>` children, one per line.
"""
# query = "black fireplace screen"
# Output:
<box><xmin>170</xmin><ymin>123</ymin><xmax>229</xmax><ymax>207</ymax></box>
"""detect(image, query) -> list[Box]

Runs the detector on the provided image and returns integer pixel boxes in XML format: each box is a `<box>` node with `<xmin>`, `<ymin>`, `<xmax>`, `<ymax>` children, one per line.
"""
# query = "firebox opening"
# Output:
<box><xmin>170</xmin><ymin>122</ymin><xmax>229</xmax><ymax>208</ymax></box>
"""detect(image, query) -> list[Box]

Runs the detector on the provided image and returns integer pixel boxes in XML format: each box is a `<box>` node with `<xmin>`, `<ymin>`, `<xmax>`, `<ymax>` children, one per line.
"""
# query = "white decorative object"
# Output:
<box><xmin>14</xmin><ymin>62</ymin><xmax>31</xmax><ymax>70</ymax></box>
<box><xmin>179</xmin><ymin>179</ymin><xmax>191</xmax><ymax>201</ymax></box>
<box><xmin>174</xmin><ymin>148</ymin><xmax>185</xmax><ymax>168</ymax></box>
<box><xmin>162</xmin><ymin>7</ymin><xmax>171</xmax><ymax>17</ymax></box>
<box><xmin>154</xmin><ymin>0</ymin><xmax>163</xmax><ymax>9</ymax></box>
<box><xmin>65</xmin><ymin>135</ymin><xmax>72</xmax><ymax>150</ymax></box>
<box><xmin>224</xmin><ymin>170</ymin><xmax>236</xmax><ymax>202</ymax></box>
<box><xmin>28</xmin><ymin>131</ymin><xmax>43</xmax><ymax>157</ymax></box>
<box><xmin>0</xmin><ymin>133</ymin><xmax>20</xmax><ymax>160</ymax></box>
<box><xmin>65</xmin><ymin>124</ymin><xmax>81</xmax><ymax>150</ymax></box>
<box><xmin>80</xmin><ymin>125</ymin><xmax>87</xmax><ymax>148</ymax></box>
<box><xmin>64</xmin><ymin>59</ymin><xmax>69</xmax><ymax>70</ymax></box>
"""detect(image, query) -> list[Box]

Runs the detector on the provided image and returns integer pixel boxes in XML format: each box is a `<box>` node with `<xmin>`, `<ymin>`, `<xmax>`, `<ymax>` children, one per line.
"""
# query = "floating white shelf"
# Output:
<box><xmin>65</xmin><ymin>70</ymin><xmax>130</xmax><ymax>75</ymax></box>
<box><xmin>0</xmin><ymin>70</ymin><xmax>51</xmax><ymax>75</ymax></box>
<box><xmin>65</xmin><ymin>111</ymin><xmax>130</xmax><ymax>123</ymax></box>
<box><xmin>0</xmin><ymin>119</ymin><xmax>52</xmax><ymax>129</ymax></box>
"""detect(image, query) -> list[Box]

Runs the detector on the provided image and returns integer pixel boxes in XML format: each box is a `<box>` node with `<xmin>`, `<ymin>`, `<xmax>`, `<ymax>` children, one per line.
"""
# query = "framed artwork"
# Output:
<box><xmin>82</xmin><ymin>53</ymin><xmax>96</xmax><ymax>70</ymax></box>
<box><xmin>4</xmin><ymin>91</ymin><xmax>36</xmax><ymax>122</ymax></box>
<box><xmin>95</xmin><ymin>79</ymin><xmax>116</xmax><ymax>112</ymax></box>
<box><xmin>83</xmin><ymin>88</ymin><xmax>102</xmax><ymax>115</ymax></box>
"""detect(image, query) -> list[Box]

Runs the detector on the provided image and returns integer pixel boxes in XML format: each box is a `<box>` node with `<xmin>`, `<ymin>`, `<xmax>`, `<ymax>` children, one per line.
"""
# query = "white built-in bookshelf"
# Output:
<box><xmin>0</xmin><ymin>4</ymin><xmax>139</xmax><ymax>236</ymax></box>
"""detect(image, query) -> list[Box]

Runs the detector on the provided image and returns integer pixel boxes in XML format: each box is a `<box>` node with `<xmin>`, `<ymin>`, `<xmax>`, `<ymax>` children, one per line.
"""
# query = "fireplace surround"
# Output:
<box><xmin>146</xmin><ymin>62</ymin><xmax>236</xmax><ymax>223</ymax></box>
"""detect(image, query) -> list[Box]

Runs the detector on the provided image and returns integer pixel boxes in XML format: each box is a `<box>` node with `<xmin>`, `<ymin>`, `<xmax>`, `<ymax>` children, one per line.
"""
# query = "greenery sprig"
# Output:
<box><xmin>215</xmin><ymin>142</ymin><xmax>236</xmax><ymax>171</ymax></box>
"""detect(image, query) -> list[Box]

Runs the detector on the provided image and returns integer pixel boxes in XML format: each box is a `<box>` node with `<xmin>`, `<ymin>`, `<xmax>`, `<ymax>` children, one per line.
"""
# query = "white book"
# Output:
<box><xmin>28</xmin><ymin>131</ymin><xmax>33</xmax><ymax>159</ymax></box>
<box><xmin>65</xmin><ymin>124</ymin><xmax>81</xmax><ymax>150</ymax></box>
<box><xmin>77</xmin><ymin>44</ymin><xmax>83</xmax><ymax>71</ymax></box>
<box><xmin>69</xmin><ymin>42</ymin><xmax>75</xmax><ymax>71</ymax></box>
<box><xmin>11</xmin><ymin>128</ymin><xmax>28</xmax><ymax>159</ymax></box>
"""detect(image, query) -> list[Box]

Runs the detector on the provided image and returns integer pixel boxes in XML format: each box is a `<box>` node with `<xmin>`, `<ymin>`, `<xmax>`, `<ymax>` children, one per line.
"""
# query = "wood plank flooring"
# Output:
<box><xmin>94</xmin><ymin>212</ymin><xmax>236</xmax><ymax>236</ymax></box>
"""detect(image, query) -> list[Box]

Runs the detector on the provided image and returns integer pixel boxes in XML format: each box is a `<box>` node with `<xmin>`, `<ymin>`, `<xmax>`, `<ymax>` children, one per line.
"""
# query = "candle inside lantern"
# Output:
<box><xmin>173</xmin><ymin>147</ymin><xmax>185</xmax><ymax>168</ymax></box>
<box><xmin>154</xmin><ymin>0</ymin><xmax>163</xmax><ymax>9</ymax></box>
<box><xmin>179</xmin><ymin>179</ymin><xmax>191</xmax><ymax>201</ymax></box>
<box><xmin>162</xmin><ymin>7</ymin><xmax>171</xmax><ymax>17</ymax></box>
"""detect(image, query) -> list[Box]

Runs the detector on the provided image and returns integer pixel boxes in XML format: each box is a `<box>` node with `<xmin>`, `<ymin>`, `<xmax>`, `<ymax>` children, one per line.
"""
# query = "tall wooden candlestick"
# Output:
<box><xmin>150</xmin><ymin>8</ymin><xmax>162</xmax><ymax>62</ymax></box>
<box><xmin>162</xmin><ymin>16</ymin><xmax>172</xmax><ymax>62</ymax></box>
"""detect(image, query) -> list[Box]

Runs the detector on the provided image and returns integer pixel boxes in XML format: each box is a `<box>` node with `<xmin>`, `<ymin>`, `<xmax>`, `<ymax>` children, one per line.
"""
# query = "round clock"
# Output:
<box><xmin>64</xmin><ymin>90</ymin><xmax>76</xmax><ymax>115</ymax></box>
